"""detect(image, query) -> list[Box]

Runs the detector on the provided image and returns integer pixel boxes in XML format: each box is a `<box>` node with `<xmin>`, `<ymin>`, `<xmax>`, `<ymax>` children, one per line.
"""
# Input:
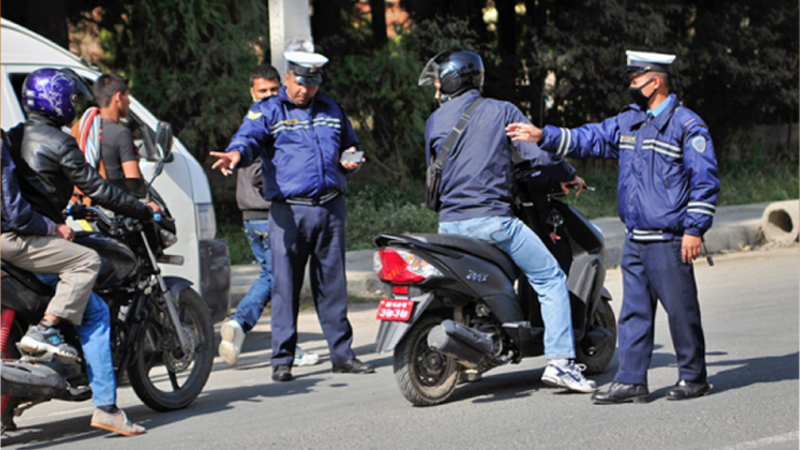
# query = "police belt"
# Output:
<box><xmin>284</xmin><ymin>190</ymin><xmax>340</xmax><ymax>206</ymax></box>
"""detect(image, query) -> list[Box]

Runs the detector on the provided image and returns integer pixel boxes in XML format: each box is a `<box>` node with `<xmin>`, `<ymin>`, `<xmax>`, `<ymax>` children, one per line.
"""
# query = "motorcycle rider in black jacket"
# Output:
<box><xmin>3</xmin><ymin>68</ymin><xmax>154</xmax><ymax>436</ymax></box>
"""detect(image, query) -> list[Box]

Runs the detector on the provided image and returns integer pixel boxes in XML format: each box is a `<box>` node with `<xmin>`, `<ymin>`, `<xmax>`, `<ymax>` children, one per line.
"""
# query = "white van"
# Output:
<box><xmin>1</xmin><ymin>19</ymin><xmax>231</xmax><ymax>322</ymax></box>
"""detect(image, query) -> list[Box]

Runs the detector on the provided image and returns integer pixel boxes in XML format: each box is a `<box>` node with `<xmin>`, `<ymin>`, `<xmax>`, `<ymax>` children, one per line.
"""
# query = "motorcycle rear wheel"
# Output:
<box><xmin>128</xmin><ymin>288</ymin><xmax>213</xmax><ymax>411</ymax></box>
<box><xmin>575</xmin><ymin>299</ymin><xmax>616</xmax><ymax>375</ymax></box>
<box><xmin>393</xmin><ymin>315</ymin><xmax>460</xmax><ymax>406</ymax></box>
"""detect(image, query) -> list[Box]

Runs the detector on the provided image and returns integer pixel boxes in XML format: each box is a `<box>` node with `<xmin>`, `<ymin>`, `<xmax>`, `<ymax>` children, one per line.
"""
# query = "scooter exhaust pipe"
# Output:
<box><xmin>427</xmin><ymin>320</ymin><xmax>496</xmax><ymax>369</ymax></box>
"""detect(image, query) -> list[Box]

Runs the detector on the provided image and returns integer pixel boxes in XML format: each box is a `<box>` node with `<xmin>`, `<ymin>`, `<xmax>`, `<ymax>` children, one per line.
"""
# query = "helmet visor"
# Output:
<box><xmin>418</xmin><ymin>56</ymin><xmax>440</xmax><ymax>87</ymax></box>
<box><xmin>59</xmin><ymin>67</ymin><xmax>94</xmax><ymax>103</ymax></box>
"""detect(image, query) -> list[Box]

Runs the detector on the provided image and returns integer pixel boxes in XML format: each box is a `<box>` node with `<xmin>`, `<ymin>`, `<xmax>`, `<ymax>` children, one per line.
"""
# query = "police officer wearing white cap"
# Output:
<box><xmin>506</xmin><ymin>50</ymin><xmax>719</xmax><ymax>404</ymax></box>
<box><xmin>211</xmin><ymin>46</ymin><xmax>374</xmax><ymax>382</ymax></box>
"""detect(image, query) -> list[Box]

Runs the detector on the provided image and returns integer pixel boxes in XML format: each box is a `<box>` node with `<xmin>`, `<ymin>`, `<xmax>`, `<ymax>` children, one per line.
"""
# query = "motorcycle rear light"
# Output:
<box><xmin>393</xmin><ymin>286</ymin><xmax>409</xmax><ymax>295</ymax></box>
<box><xmin>374</xmin><ymin>249</ymin><xmax>441</xmax><ymax>285</ymax></box>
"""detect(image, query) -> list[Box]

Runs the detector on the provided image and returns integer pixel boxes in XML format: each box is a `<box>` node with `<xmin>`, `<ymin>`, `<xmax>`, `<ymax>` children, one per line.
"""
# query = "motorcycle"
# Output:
<box><xmin>372</xmin><ymin>162</ymin><xmax>617</xmax><ymax>406</ymax></box>
<box><xmin>1</xmin><ymin>123</ymin><xmax>214</xmax><ymax>431</ymax></box>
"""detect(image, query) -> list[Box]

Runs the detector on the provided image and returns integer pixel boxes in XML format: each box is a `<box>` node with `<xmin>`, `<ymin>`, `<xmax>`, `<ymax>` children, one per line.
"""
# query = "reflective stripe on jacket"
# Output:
<box><xmin>225</xmin><ymin>86</ymin><xmax>359</xmax><ymax>200</ymax></box>
<box><xmin>538</xmin><ymin>94</ymin><xmax>720</xmax><ymax>240</ymax></box>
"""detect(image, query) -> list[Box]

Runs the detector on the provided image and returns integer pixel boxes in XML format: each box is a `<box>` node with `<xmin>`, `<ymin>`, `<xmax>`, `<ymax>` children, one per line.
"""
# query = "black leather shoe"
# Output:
<box><xmin>332</xmin><ymin>358</ymin><xmax>375</xmax><ymax>374</ymax></box>
<box><xmin>592</xmin><ymin>382</ymin><xmax>650</xmax><ymax>405</ymax></box>
<box><xmin>271</xmin><ymin>364</ymin><xmax>293</xmax><ymax>382</ymax></box>
<box><xmin>666</xmin><ymin>380</ymin><xmax>711</xmax><ymax>400</ymax></box>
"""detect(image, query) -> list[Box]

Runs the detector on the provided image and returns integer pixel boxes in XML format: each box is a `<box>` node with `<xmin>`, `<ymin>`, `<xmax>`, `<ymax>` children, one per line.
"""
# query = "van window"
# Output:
<box><xmin>8</xmin><ymin>72</ymin><xmax>158</xmax><ymax>161</ymax></box>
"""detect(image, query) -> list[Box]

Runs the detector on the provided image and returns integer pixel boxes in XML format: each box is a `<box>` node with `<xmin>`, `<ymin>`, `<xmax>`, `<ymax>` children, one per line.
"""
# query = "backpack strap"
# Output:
<box><xmin>432</xmin><ymin>96</ymin><xmax>485</xmax><ymax>168</ymax></box>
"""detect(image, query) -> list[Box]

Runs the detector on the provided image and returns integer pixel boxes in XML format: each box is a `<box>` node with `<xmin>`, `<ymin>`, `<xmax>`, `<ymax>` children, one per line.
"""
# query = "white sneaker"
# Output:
<box><xmin>294</xmin><ymin>346</ymin><xmax>320</xmax><ymax>367</ymax></box>
<box><xmin>541</xmin><ymin>361</ymin><xmax>597</xmax><ymax>393</ymax></box>
<box><xmin>219</xmin><ymin>320</ymin><xmax>245</xmax><ymax>366</ymax></box>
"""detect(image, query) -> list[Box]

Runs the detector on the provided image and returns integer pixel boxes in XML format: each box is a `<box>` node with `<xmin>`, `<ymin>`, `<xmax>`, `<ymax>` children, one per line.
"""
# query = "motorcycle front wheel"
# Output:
<box><xmin>393</xmin><ymin>314</ymin><xmax>460</xmax><ymax>406</ymax></box>
<box><xmin>128</xmin><ymin>287</ymin><xmax>213</xmax><ymax>411</ymax></box>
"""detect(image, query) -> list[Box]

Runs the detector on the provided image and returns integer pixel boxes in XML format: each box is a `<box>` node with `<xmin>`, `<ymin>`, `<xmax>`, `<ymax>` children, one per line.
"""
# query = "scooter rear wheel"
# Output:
<box><xmin>393</xmin><ymin>314</ymin><xmax>460</xmax><ymax>406</ymax></box>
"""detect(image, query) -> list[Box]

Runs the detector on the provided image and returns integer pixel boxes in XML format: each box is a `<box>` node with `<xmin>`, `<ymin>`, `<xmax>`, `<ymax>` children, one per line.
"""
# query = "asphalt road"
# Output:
<box><xmin>2</xmin><ymin>245</ymin><xmax>798</xmax><ymax>450</ymax></box>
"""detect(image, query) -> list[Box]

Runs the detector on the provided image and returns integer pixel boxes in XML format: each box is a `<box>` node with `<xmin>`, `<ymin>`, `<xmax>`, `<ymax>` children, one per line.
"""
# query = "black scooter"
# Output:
<box><xmin>372</xmin><ymin>162</ymin><xmax>617</xmax><ymax>406</ymax></box>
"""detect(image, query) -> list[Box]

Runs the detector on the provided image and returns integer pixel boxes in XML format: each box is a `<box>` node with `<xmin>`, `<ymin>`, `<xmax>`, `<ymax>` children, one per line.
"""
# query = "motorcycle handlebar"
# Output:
<box><xmin>66</xmin><ymin>204</ymin><xmax>112</xmax><ymax>226</ymax></box>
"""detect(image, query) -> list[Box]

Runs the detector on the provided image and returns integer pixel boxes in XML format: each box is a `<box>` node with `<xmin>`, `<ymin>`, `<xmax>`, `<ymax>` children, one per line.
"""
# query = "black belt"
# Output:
<box><xmin>285</xmin><ymin>191</ymin><xmax>340</xmax><ymax>206</ymax></box>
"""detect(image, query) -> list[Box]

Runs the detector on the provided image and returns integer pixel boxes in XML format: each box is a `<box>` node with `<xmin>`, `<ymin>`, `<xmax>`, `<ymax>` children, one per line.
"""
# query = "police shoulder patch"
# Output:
<box><xmin>691</xmin><ymin>136</ymin><xmax>707</xmax><ymax>153</ymax></box>
<box><xmin>246</xmin><ymin>110</ymin><xmax>262</xmax><ymax>120</ymax></box>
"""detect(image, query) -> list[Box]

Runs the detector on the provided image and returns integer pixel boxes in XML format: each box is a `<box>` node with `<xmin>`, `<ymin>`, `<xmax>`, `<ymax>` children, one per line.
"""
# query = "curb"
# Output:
<box><xmin>230</xmin><ymin>201</ymin><xmax>781</xmax><ymax>306</ymax></box>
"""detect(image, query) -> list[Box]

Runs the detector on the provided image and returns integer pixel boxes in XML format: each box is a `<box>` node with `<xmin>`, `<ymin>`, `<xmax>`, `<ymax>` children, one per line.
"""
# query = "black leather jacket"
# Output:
<box><xmin>6</xmin><ymin>113</ymin><xmax>152</xmax><ymax>224</ymax></box>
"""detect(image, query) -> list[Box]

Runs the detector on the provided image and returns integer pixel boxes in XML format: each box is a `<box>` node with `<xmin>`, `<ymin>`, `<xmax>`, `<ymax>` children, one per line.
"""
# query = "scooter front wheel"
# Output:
<box><xmin>393</xmin><ymin>314</ymin><xmax>460</xmax><ymax>406</ymax></box>
<box><xmin>575</xmin><ymin>299</ymin><xmax>617</xmax><ymax>375</ymax></box>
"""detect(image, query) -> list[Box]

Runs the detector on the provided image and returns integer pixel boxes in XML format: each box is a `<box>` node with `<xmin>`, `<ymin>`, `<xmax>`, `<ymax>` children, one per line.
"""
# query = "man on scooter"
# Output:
<box><xmin>4</xmin><ymin>68</ymin><xmax>157</xmax><ymax>435</ymax></box>
<box><xmin>421</xmin><ymin>49</ymin><xmax>596</xmax><ymax>393</ymax></box>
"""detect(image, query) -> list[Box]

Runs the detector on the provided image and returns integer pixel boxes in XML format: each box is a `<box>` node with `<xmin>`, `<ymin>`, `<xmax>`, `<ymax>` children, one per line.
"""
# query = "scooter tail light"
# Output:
<box><xmin>374</xmin><ymin>249</ymin><xmax>441</xmax><ymax>285</ymax></box>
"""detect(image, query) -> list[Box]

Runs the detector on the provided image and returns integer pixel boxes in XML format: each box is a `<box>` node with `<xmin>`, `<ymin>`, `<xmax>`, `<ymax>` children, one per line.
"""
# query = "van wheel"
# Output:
<box><xmin>393</xmin><ymin>315</ymin><xmax>460</xmax><ymax>406</ymax></box>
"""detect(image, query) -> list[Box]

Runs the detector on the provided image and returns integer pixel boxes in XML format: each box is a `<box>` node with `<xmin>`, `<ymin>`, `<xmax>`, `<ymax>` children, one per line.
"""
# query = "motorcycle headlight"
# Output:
<box><xmin>159</xmin><ymin>227</ymin><xmax>178</xmax><ymax>248</ymax></box>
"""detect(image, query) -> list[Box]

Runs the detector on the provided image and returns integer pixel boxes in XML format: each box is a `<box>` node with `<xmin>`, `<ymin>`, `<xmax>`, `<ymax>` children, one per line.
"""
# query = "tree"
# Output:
<box><xmin>2</xmin><ymin>0</ymin><xmax>69</xmax><ymax>48</ymax></box>
<box><xmin>685</xmin><ymin>0</ymin><xmax>799</xmax><ymax>160</ymax></box>
<box><xmin>369</xmin><ymin>0</ymin><xmax>388</xmax><ymax>47</ymax></box>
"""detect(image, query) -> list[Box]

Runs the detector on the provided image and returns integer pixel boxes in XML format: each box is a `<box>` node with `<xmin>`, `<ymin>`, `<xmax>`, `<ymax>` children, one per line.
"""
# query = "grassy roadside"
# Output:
<box><xmin>218</xmin><ymin>150</ymin><xmax>798</xmax><ymax>265</ymax></box>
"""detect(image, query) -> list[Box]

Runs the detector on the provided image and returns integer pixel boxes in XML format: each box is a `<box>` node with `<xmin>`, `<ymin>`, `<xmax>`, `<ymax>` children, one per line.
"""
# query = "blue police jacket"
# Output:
<box><xmin>538</xmin><ymin>94</ymin><xmax>720</xmax><ymax>240</ymax></box>
<box><xmin>426</xmin><ymin>89</ymin><xmax>577</xmax><ymax>222</ymax></box>
<box><xmin>1</xmin><ymin>133</ymin><xmax>55</xmax><ymax>236</ymax></box>
<box><xmin>225</xmin><ymin>86</ymin><xmax>359</xmax><ymax>200</ymax></box>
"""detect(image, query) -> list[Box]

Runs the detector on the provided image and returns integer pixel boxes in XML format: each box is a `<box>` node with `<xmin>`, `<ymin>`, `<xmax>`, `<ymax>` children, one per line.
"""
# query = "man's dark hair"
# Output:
<box><xmin>250</xmin><ymin>64</ymin><xmax>280</xmax><ymax>86</ymax></box>
<box><xmin>93</xmin><ymin>73</ymin><xmax>129</xmax><ymax>108</ymax></box>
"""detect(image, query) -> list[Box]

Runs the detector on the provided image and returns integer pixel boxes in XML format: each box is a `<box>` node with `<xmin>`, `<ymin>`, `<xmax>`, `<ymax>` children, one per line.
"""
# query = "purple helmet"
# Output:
<box><xmin>22</xmin><ymin>68</ymin><xmax>93</xmax><ymax>125</ymax></box>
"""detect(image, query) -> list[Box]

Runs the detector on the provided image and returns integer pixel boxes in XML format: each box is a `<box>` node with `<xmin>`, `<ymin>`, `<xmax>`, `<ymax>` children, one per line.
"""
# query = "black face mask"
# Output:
<box><xmin>628</xmin><ymin>77</ymin><xmax>656</xmax><ymax>108</ymax></box>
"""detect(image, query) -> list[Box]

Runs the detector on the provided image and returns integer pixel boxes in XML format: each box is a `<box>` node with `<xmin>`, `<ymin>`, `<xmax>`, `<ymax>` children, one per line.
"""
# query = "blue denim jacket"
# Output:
<box><xmin>1</xmin><ymin>131</ymin><xmax>54</xmax><ymax>236</ymax></box>
<box><xmin>225</xmin><ymin>86</ymin><xmax>359</xmax><ymax>200</ymax></box>
<box><xmin>539</xmin><ymin>94</ymin><xmax>720</xmax><ymax>240</ymax></box>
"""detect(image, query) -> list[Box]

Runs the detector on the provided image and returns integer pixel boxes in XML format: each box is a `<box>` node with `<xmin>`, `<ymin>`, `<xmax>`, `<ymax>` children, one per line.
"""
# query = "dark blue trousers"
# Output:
<box><xmin>268</xmin><ymin>196</ymin><xmax>355</xmax><ymax>367</ymax></box>
<box><xmin>614</xmin><ymin>238</ymin><xmax>707</xmax><ymax>386</ymax></box>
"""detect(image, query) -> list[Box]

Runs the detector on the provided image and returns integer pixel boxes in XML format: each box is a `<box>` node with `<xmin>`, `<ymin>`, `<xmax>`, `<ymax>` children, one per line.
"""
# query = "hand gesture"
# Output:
<box><xmin>210</xmin><ymin>151</ymin><xmax>242</xmax><ymax>176</ymax></box>
<box><xmin>561</xmin><ymin>176</ymin><xmax>586</xmax><ymax>196</ymax></box>
<box><xmin>506</xmin><ymin>122</ymin><xmax>543</xmax><ymax>143</ymax></box>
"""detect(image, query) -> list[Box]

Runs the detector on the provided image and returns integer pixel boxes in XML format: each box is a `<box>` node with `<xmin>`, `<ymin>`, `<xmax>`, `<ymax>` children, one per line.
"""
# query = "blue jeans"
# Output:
<box><xmin>37</xmin><ymin>274</ymin><xmax>116</xmax><ymax>407</ymax></box>
<box><xmin>231</xmin><ymin>219</ymin><xmax>273</xmax><ymax>332</ymax></box>
<box><xmin>439</xmin><ymin>216</ymin><xmax>575</xmax><ymax>360</ymax></box>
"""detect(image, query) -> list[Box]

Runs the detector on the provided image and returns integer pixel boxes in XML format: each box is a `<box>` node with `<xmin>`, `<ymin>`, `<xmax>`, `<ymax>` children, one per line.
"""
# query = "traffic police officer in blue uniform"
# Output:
<box><xmin>507</xmin><ymin>51</ymin><xmax>720</xmax><ymax>403</ymax></box>
<box><xmin>211</xmin><ymin>48</ymin><xmax>375</xmax><ymax>382</ymax></box>
<box><xmin>422</xmin><ymin>49</ymin><xmax>597</xmax><ymax>393</ymax></box>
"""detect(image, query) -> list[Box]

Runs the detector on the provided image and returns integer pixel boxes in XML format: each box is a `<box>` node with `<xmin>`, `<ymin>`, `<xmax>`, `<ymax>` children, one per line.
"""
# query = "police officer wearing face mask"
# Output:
<box><xmin>506</xmin><ymin>51</ymin><xmax>720</xmax><ymax>404</ymax></box>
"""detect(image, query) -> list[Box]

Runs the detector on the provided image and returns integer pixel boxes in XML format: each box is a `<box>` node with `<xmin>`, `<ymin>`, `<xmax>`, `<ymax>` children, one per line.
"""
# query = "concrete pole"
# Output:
<box><xmin>268</xmin><ymin>0</ymin><xmax>313</xmax><ymax>74</ymax></box>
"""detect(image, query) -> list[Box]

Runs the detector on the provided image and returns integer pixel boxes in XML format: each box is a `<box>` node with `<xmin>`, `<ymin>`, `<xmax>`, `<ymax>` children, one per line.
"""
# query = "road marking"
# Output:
<box><xmin>714</xmin><ymin>431</ymin><xmax>799</xmax><ymax>450</ymax></box>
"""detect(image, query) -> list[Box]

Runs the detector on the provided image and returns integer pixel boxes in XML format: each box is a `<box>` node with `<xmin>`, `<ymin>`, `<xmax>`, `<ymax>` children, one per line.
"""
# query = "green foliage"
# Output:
<box><xmin>216</xmin><ymin>219</ymin><xmax>253</xmax><ymax>266</ymax></box>
<box><xmin>121</xmin><ymin>0</ymin><xmax>268</xmax><ymax>163</ymax></box>
<box><xmin>324</xmin><ymin>17</ymin><xmax>484</xmax><ymax>187</ymax></box>
<box><xmin>325</xmin><ymin>43</ymin><xmax>432</xmax><ymax>185</ymax></box>
<box><xmin>717</xmin><ymin>143</ymin><xmax>800</xmax><ymax>206</ymax></box>
<box><xmin>345</xmin><ymin>182</ymin><xmax>438</xmax><ymax>250</ymax></box>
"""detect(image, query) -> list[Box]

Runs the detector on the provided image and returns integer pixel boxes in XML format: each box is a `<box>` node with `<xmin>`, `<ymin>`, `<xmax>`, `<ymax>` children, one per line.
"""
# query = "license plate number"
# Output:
<box><xmin>376</xmin><ymin>299</ymin><xmax>414</xmax><ymax>322</ymax></box>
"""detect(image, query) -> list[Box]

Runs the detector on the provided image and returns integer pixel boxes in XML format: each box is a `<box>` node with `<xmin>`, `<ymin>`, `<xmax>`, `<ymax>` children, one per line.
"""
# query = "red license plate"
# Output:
<box><xmin>376</xmin><ymin>299</ymin><xmax>415</xmax><ymax>322</ymax></box>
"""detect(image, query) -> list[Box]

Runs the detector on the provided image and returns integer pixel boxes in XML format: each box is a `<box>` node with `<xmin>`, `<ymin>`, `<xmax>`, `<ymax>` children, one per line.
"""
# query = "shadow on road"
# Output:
<box><xmin>0</xmin><ymin>375</ymin><xmax>329</xmax><ymax>448</ymax></box>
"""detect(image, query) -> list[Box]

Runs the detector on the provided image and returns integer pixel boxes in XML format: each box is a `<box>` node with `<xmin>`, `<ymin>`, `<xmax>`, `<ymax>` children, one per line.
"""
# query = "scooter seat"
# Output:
<box><xmin>407</xmin><ymin>233</ymin><xmax>519</xmax><ymax>281</ymax></box>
